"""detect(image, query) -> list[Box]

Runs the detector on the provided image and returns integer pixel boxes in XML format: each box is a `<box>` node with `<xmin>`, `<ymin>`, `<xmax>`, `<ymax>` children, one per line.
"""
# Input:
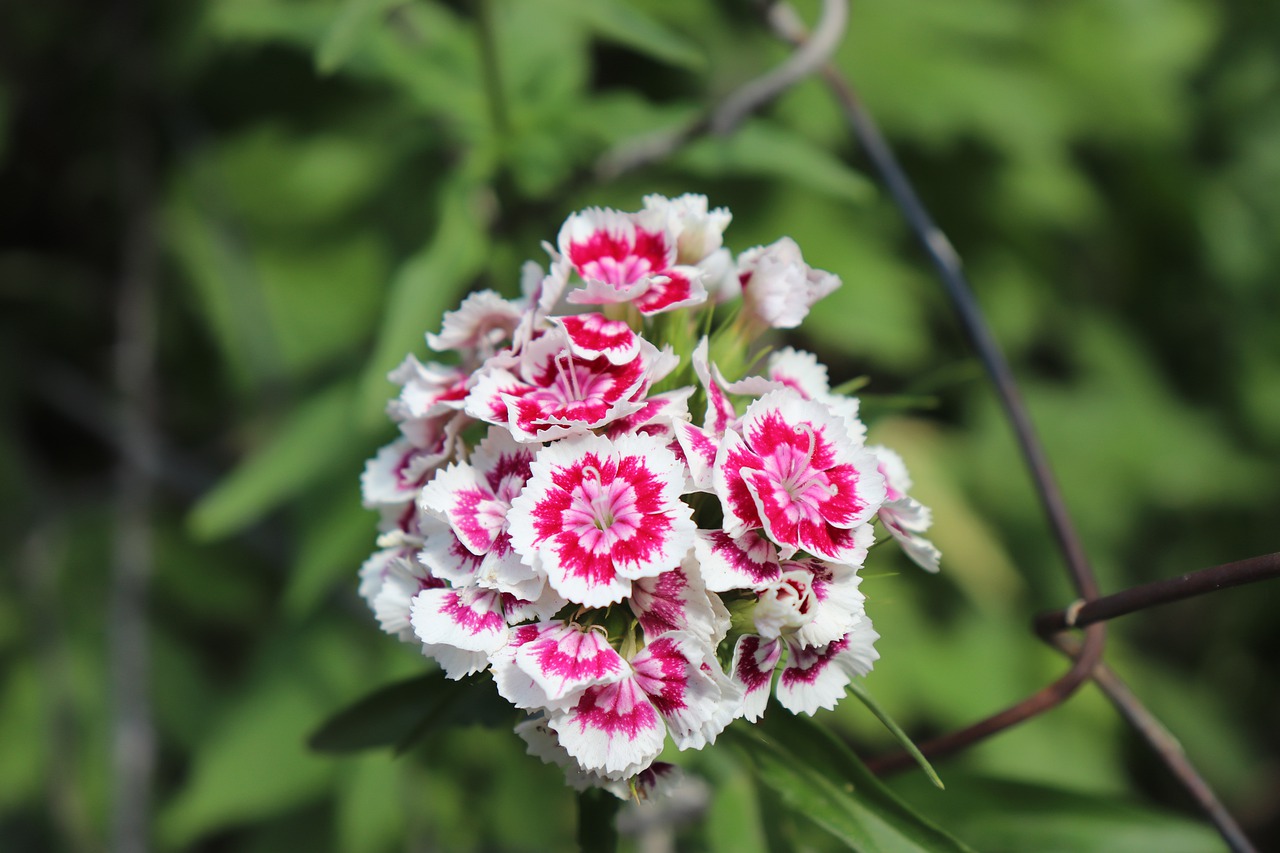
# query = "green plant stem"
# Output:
<box><xmin>476</xmin><ymin>0</ymin><xmax>510</xmax><ymax>142</ymax></box>
<box><xmin>576</xmin><ymin>788</ymin><xmax>621</xmax><ymax>853</ymax></box>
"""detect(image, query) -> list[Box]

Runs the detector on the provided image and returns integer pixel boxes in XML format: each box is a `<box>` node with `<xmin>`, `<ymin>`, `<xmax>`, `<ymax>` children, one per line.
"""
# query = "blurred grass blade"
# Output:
<box><xmin>535</xmin><ymin>0</ymin><xmax>703</xmax><ymax>70</ymax></box>
<box><xmin>188</xmin><ymin>381</ymin><xmax>356</xmax><ymax>541</ymax></box>
<box><xmin>847</xmin><ymin>681</ymin><xmax>944</xmax><ymax>789</ymax></box>
<box><xmin>357</xmin><ymin>176</ymin><xmax>488</xmax><ymax>427</ymax></box>
<box><xmin>317</xmin><ymin>0</ymin><xmax>401</xmax><ymax>74</ymax></box>
<box><xmin>676</xmin><ymin>120</ymin><xmax>874</xmax><ymax>204</ymax></box>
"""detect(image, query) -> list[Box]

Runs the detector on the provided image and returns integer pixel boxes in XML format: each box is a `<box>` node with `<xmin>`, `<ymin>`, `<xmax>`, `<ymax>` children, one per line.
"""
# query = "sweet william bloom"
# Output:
<box><xmin>738</xmin><ymin>237</ymin><xmax>840</xmax><ymax>329</ymax></box>
<box><xmin>419</xmin><ymin>427</ymin><xmax>543</xmax><ymax>600</ymax></box>
<box><xmin>548</xmin><ymin>631</ymin><xmax>728</xmax><ymax>779</ymax></box>
<box><xmin>558</xmin><ymin>207</ymin><xmax>708</xmax><ymax>315</ymax></box>
<box><xmin>465</xmin><ymin>318</ymin><xmax>676</xmax><ymax>443</ymax></box>
<box><xmin>508</xmin><ymin>433</ymin><xmax>696</xmax><ymax>608</ymax></box>
<box><xmin>516</xmin><ymin>716</ymin><xmax>684</xmax><ymax>799</ymax></box>
<box><xmin>870</xmin><ymin>445</ymin><xmax>942</xmax><ymax>573</ymax></box>
<box><xmin>733</xmin><ymin>618</ymin><xmax>880</xmax><ymax>720</ymax></box>
<box><xmin>714</xmin><ymin>389</ymin><xmax>885</xmax><ymax>564</ymax></box>
<box><xmin>426</xmin><ymin>289</ymin><xmax>523</xmax><ymax>362</ymax></box>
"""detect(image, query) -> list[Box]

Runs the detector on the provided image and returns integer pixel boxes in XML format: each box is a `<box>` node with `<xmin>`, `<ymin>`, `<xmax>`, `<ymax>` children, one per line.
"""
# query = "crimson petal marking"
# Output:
<box><xmin>632</xmin><ymin>632</ymin><xmax>722</xmax><ymax>750</ymax></box>
<box><xmin>673</xmin><ymin>422</ymin><xmax>718</xmax><ymax>491</ymax></box>
<box><xmin>410</xmin><ymin>586</ymin><xmax>509</xmax><ymax>654</ymax></box>
<box><xmin>558</xmin><ymin>207</ymin><xmax>676</xmax><ymax>289</ymax></box>
<box><xmin>516</xmin><ymin>623</ymin><xmax>628</xmax><ymax>706</ymax></box>
<box><xmin>785</xmin><ymin>557</ymin><xmax>868</xmax><ymax>649</ymax></box>
<box><xmin>731</xmin><ymin>634</ymin><xmax>782</xmax><ymax>722</ymax></box>
<box><xmin>692</xmin><ymin>530</ymin><xmax>781</xmax><ymax>592</ymax></box>
<box><xmin>632</xmin><ymin>266</ymin><xmax>708</xmax><ymax>316</ymax></box>
<box><xmin>691</xmin><ymin>337</ymin><xmax>738</xmax><ymax>436</ymax></box>
<box><xmin>509</xmin><ymin>433</ymin><xmax>696</xmax><ymax>609</ymax></box>
<box><xmin>556</xmin><ymin>313</ymin><xmax>640</xmax><ymax>364</ymax></box>
<box><xmin>628</xmin><ymin>564</ymin><xmax>716</xmax><ymax>643</ymax></box>
<box><xmin>776</xmin><ymin>620</ymin><xmax>880</xmax><ymax>715</ymax></box>
<box><xmin>550</xmin><ymin>676</ymin><xmax>667</xmax><ymax>779</ymax></box>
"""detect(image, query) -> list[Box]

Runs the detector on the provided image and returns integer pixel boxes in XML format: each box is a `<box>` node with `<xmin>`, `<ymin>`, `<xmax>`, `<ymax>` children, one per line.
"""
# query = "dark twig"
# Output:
<box><xmin>1034</xmin><ymin>552</ymin><xmax>1280</xmax><ymax>638</ymax></box>
<box><xmin>763</xmin><ymin>2</ymin><xmax>1110</xmax><ymax>771</ymax></box>
<box><xmin>595</xmin><ymin>0</ymin><xmax>849</xmax><ymax>180</ymax></box>
<box><xmin>110</xmin><ymin>0</ymin><xmax>159</xmax><ymax>846</ymax></box>
<box><xmin>864</xmin><ymin>622</ymin><xmax>1106</xmax><ymax>775</ymax></box>
<box><xmin>1050</xmin><ymin>635</ymin><xmax>1259</xmax><ymax>853</ymax></box>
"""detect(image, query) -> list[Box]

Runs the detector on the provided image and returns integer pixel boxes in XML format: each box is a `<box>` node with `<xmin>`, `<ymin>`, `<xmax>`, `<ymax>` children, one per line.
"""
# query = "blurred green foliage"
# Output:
<box><xmin>3</xmin><ymin>0</ymin><xmax>1279</xmax><ymax>849</ymax></box>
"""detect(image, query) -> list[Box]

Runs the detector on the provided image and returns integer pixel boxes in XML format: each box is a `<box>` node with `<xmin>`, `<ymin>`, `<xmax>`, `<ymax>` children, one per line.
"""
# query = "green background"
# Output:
<box><xmin>2</xmin><ymin>0</ymin><xmax>1278</xmax><ymax>849</ymax></box>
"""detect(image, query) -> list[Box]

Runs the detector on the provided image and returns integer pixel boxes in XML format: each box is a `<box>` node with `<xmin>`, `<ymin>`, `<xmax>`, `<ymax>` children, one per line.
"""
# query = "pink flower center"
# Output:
<box><xmin>760</xmin><ymin>425</ymin><xmax>837</xmax><ymax>517</ymax></box>
<box><xmin>568</xmin><ymin>228</ymin><xmax>669</xmax><ymax>286</ymax></box>
<box><xmin>566</xmin><ymin>466</ymin><xmax>641</xmax><ymax>547</ymax></box>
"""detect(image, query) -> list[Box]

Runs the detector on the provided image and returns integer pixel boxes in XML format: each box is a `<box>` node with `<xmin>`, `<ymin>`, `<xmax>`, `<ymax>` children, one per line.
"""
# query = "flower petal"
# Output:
<box><xmin>731</xmin><ymin>634</ymin><xmax>782</xmax><ymax>722</ymax></box>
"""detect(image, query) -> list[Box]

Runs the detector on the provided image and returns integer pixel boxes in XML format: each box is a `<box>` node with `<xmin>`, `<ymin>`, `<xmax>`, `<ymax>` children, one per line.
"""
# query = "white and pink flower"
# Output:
<box><xmin>354</xmin><ymin>192</ymin><xmax>937</xmax><ymax>795</ymax></box>
<box><xmin>508</xmin><ymin>433</ymin><xmax>696</xmax><ymax>608</ymax></box>
<box><xmin>714</xmin><ymin>389</ymin><xmax>885</xmax><ymax>564</ymax></box>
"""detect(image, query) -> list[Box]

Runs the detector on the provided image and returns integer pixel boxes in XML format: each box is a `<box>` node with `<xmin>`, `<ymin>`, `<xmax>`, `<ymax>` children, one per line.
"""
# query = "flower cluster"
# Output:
<box><xmin>358</xmin><ymin>194</ymin><xmax>940</xmax><ymax>797</ymax></box>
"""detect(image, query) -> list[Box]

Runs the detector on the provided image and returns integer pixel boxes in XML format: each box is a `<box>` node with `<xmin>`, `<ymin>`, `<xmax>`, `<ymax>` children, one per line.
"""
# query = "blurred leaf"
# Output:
<box><xmin>337</xmin><ymin>755</ymin><xmax>405</xmax><ymax>853</ymax></box>
<box><xmin>676</xmin><ymin>120</ymin><xmax>873</xmax><ymax>205</ymax></box>
<box><xmin>285</xmin><ymin>493</ymin><xmax>373</xmax><ymax>619</ymax></box>
<box><xmin>159</xmin><ymin>678</ymin><xmax>335</xmax><ymax>847</ymax></box>
<box><xmin>726</xmin><ymin>711</ymin><xmax>973</xmax><ymax>852</ymax></box>
<box><xmin>357</xmin><ymin>176</ymin><xmax>488</xmax><ymax>425</ymax></box>
<box><xmin>703</xmin><ymin>751</ymin><xmax>771</xmax><ymax>853</ymax></box>
<box><xmin>536</xmin><ymin>0</ymin><xmax>704</xmax><ymax>70</ymax></box>
<box><xmin>309</xmin><ymin>671</ymin><xmax>511</xmax><ymax>754</ymax></box>
<box><xmin>316</xmin><ymin>0</ymin><xmax>401</xmax><ymax>74</ymax></box>
<box><xmin>847</xmin><ymin>682</ymin><xmax>944</xmax><ymax>790</ymax></box>
<box><xmin>888</xmin><ymin>773</ymin><xmax>1225</xmax><ymax>853</ymax></box>
<box><xmin>0</xmin><ymin>663</ymin><xmax>46</xmax><ymax>809</ymax></box>
<box><xmin>188</xmin><ymin>381</ymin><xmax>357</xmax><ymax>540</ymax></box>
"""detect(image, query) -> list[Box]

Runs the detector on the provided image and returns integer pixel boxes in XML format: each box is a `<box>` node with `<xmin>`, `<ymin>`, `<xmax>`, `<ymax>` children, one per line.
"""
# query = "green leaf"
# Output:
<box><xmin>887</xmin><ymin>773</ymin><xmax>1226</xmax><ymax>853</ymax></box>
<box><xmin>316</xmin><ymin>0</ymin><xmax>401</xmax><ymax>74</ymax></box>
<box><xmin>159</xmin><ymin>678</ymin><xmax>335</xmax><ymax>847</ymax></box>
<box><xmin>284</xmin><ymin>491</ymin><xmax>375</xmax><ymax>620</ymax></box>
<box><xmin>536</xmin><ymin>0</ymin><xmax>704</xmax><ymax>71</ymax></box>
<box><xmin>725</xmin><ymin>711</ymin><xmax>973</xmax><ymax>852</ymax></box>
<box><xmin>675</xmin><ymin>120</ymin><xmax>874</xmax><ymax>204</ymax></box>
<box><xmin>847</xmin><ymin>681</ymin><xmax>944</xmax><ymax>790</ymax></box>
<box><xmin>357</xmin><ymin>176</ymin><xmax>488</xmax><ymax>427</ymax></box>
<box><xmin>188</xmin><ymin>381</ymin><xmax>357</xmax><ymax>540</ymax></box>
<box><xmin>309</xmin><ymin>671</ymin><xmax>511</xmax><ymax>755</ymax></box>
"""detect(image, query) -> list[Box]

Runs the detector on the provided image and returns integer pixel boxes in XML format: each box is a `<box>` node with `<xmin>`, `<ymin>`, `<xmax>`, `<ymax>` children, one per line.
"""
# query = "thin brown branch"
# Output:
<box><xmin>1034</xmin><ymin>552</ymin><xmax>1280</xmax><ymax>638</ymax></box>
<box><xmin>864</xmin><ymin>621</ymin><xmax>1106</xmax><ymax>775</ymax></box>
<box><xmin>1050</xmin><ymin>635</ymin><xmax>1258</xmax><ymax>853</ymax></box>
<box><xmin>595</xmin><ymin>0</ymin><xmax>849</xmax><ymax>180</ymax></box>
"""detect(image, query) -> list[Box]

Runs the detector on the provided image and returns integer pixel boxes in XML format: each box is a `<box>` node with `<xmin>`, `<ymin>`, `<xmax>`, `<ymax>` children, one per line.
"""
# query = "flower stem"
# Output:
<box><xmin>576</xmin><ymin>788</ymin><xmax>620</xmax><ymax>852</ymax></box>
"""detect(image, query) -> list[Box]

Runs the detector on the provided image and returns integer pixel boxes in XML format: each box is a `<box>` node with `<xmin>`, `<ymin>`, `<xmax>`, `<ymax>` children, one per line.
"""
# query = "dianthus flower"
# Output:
<box><xmin>356</xmin><ymin>193</ymin><xmax>941</xmax><ymax>798</ymax></box>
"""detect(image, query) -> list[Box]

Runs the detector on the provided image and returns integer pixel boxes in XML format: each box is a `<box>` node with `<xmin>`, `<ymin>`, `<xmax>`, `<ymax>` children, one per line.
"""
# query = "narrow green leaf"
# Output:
<box><xmin>357</xmin><ymin>177</ymin><xmax>488</xmax><ymax>428</ymax></box>
<box><xmin>887</xmin><ymin>773</ymin><xmax>1226</xmax><ymax>853</ymax></box>
<box><xmin>317</xmin><ymin>0</ymin><xmax>401</xmax><ymax>75</ymax></box>
<box><xmin>536</xmin><ymin>0</ymin><xmax>704</xmax><ymax>70</ymax></box>
<box><xmin>188</xmin><ymin>381</ymin><xmax>357</xmax><ymax>540</ymax></box>
<box><xmin>726</xmin><ymin>712</ymin><xmax>973</xmax><ymax>852</ymax></box>
<box><xmin>284</xmin><ymin>494</ymin><xmax>374</xmax><ymax>620</ymax></box>
<box><xmin>847</xmin><ymin>681</ymin><xmax>944</xmax><ymax>790</ymax></box>
<box><xmin>676</xmin><ymin>120</ymin><xmax>874</xmax><ymax>204</ymax></box>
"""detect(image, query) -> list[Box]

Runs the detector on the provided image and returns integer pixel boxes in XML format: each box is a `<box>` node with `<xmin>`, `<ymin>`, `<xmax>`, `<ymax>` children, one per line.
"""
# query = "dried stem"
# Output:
<box><xmin>1034</xmin><ymin>552</ymin><xmax>1280</xmax><ymax>638</ymax></box>
<box><xmin>596</xmin><ymin>0</ymin><xmax>848</xmax><ymax>180</ymax></box>
<box><xmin>110</xmin><ymin>0</ymin><xmax>159</xmax><ymax>845</ymax></box>
<box><xmin>865</xmin><ymin>622</ymin><xmax>1106</xmax><ymax>775</ymax></box>
<box><xmin>1050</xmin><ymin>635</ymin><xmax>1259</xmax><ymax>853</ymax></box>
